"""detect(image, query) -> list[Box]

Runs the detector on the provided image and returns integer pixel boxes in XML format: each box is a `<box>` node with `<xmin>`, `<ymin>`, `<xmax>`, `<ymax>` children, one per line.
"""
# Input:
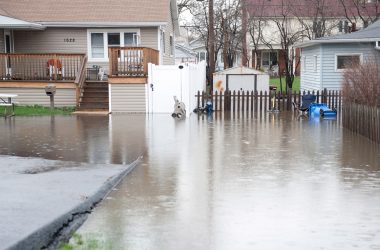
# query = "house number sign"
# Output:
<box><xmin>64</xmin><ymin>38</ymin><xmax>76</xmax><ymax>43</ymax></box>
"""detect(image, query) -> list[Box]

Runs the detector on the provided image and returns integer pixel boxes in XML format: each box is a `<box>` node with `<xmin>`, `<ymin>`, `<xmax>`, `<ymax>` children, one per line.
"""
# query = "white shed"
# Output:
<box><xmin>213</xmin><ymin>67</ymin><xmax>270</xmax><ymax>93</ymax></box>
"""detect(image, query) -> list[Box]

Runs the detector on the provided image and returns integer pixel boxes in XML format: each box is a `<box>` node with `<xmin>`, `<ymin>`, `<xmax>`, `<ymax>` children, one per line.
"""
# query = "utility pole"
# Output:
<box><xmin>197</xmin><ymin>0</ymin><xmax>215</xmax><ymax>93</ymax></box>
<box><xmin>241</xmin><ymin>0</ymin><xmax>248</xmax><ymax>67</ymax></box>
<box><xmin>208</xmin><ymin>0</ymin><xmax>215</xmax><ymax>93</ymax></box>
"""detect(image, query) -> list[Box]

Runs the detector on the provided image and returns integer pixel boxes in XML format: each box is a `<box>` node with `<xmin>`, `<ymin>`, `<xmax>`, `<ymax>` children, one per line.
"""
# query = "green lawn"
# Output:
<box><xmin>269</xmin><ymin>76</ymin><xmax>300</xmax><ymax>92</ymax></box>
<box><xmin>0</xmin><ymin>105</ymin><xmax>75</xmax><ymax>116</ymax></box>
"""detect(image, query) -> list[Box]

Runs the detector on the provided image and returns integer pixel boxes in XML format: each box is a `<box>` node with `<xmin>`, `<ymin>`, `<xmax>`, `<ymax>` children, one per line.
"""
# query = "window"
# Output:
<box><xmin>336</xmin><ymin>54</ymin><xmax>361</xmax><ymax>71</ymax></box>
<box><xmin>107</xmin><ymin>33</ymin><xmax>120</xmax><ymax>47</ymax></box>
<box><xmin>262</xmin><ymin>51</ymin><xmax>278</xmax><ymax>67</ymax></box>
<box><xmin>88</xmin><ymin>30</ymin><xmax>140</xmax><ymax>61</ymax></box>
<box><xmin>198</xmin><ymin>51</ymin><xmax>206</xmax><ymax>61</ymax></box>
<box><xmin>124</xmin><ymin>33</ymin><xmax>139</xmax><ymax>46</ymax></box>
<box><xmin>170</xmin><ymin>35</ymin><xmax>174</xmax><ymax>56</ymax></box>
<box><xmin>91</xmin><ymin>33</ymin><xmax>104</xmax><ymax>58</ymax></box>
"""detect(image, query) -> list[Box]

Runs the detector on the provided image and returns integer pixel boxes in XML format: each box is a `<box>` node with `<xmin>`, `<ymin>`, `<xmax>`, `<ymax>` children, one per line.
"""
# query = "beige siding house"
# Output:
<box><xmin>0</xmin><ymin>0</ymin><xmax>179</xmax><ymax>111</ymax></box>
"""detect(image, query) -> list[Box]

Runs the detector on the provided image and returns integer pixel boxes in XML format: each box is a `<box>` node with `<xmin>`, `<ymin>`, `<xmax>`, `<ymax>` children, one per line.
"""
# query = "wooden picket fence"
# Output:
<box><xmin>196</xmin><ymin>88</ymin><xmax>342</xmax><ymax>113</ymax></box>
<box><xmin>343</xmin><ymin>103</ymin><xmax>380</xmax><ymax>144</ymax></box>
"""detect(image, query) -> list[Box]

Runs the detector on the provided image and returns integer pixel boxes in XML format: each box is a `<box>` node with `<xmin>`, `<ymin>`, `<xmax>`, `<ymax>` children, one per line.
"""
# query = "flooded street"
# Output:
<box><xmin>1</xmin><ymin>114</ymin><xmax>380</xmax><ymax>249</ymax></box>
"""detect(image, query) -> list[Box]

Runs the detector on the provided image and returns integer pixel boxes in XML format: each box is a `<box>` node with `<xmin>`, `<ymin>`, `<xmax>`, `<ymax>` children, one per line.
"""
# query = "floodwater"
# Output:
<box><xmin>1</xmin><ymin>113</ymin><xmax>380</xmax><ymax>249</ymax></box>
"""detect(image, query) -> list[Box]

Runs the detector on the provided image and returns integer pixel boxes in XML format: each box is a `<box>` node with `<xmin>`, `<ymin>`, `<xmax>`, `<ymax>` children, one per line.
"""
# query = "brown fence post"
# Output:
<box><xmin>264</xmin><ymin>91</ymin><xmax>268</xmax><ymax>111</ymax></box>
<box><xmin>241</xmin><ymin>91</ymin><xmax>245</xmax><ymax>112</ymax></box>
<box><xmin>322</xmin><ymin>88</ymin><xmax>327</xmax><ymax>104</ymax></box>
<box><xmin>214</xmin><ymin>91</ymin><xmax>218</xmax><ymax>111</ymax></box>
<box><xmin>197</xmin><ymin>90</ymin><xmax>200</xmax><ymax>108</ymax></box>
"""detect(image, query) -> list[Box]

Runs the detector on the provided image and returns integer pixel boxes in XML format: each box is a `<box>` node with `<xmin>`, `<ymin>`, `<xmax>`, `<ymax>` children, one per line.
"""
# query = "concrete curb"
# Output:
<box><xmin>6</xmin><ymin>157</ymin><xmax>142</xmax><ymax>250</ymax></box>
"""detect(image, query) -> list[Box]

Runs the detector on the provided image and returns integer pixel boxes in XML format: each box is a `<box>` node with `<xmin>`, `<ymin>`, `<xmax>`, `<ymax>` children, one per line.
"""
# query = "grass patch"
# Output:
<box><xmin>58</xmin><ymin>233</ymin><xmax>114</xmax><ymax>250</ymax></box>
<box><xmin>269</xmin><ymin>76</ymin><xmax>300</xmax><ymax>92</ymax></box>
<box><xmin>0</xmin><ymin>105</ymin><xmax>75</xmax><ymax>116</ymax></box>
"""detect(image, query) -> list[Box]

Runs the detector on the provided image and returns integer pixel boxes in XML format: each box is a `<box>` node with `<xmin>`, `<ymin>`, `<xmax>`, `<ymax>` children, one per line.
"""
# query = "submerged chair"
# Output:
<box><xmin>293</xmin><ymin>94</ymin><xmax>316</xmax><ymax>115</ymax></box>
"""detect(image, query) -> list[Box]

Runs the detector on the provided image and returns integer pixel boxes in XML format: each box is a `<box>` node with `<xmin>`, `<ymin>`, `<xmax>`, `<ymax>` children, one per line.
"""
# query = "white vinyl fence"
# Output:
<box><xmin>147</xmin><ymin>61</ymin><xmax>206</xmax><ymax>116</ymax></box>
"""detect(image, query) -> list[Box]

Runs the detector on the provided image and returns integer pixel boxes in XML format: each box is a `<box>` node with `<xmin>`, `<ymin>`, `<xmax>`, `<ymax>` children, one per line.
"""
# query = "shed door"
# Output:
<box><xmin>227</xmin><ymin>75</ymin><xmax>257</xmax><ymax>92</ymax></box>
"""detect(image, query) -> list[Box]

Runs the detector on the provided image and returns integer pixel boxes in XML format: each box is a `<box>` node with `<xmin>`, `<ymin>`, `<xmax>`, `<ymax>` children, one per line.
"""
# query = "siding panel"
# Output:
<box><xmin>140</xmin><ymin>27</ymin><xmax>158</xmax><ymax>50</ymax></box>
<box><xmin>321</xmin><ymin>43</ymin><xmax>379</xmax><ymax>90</ymax></box>
<box><xmin>110</xmin><ymin>84</ymin><xmax>146</xmax><ymax>112</ymax></box>
<box><xmin>13</xmin><ymin>28</ymin><xmax>87</xmax><ymax>54</ymax></box>
<box><xmin>162</xmin><ymin>2</ymin><xmax>175</xmax><ymax>65</ymax></box>
<box><xmin>301</xmin><ymin>45</ymin><xmax>321</xmax><ymax>91</ymax></box>
<box><xmin>0</xmin><ymin>88</ymin><xmax>76</xmax><ymax>106</ymax></box>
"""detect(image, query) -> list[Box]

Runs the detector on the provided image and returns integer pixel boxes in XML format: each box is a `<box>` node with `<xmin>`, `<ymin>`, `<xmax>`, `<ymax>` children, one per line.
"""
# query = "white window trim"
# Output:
<box><xmin>335</xmin><ymin>53</ymin><xmax>363</xmax><ymax>72</ymax></box>
<box><xmin>87</xmin><ymin>28</ymin><xmax>141</xmax><ymax>62</ymax></box>
<box><xmin>313</xmin><ymin>55</ymin><xmax>317</xmax><ymax>72</ymax></box>
<box><xmin>169</xmin><ymin>33</ymin><xmax>174</xmax><ymax>57</ymax></box>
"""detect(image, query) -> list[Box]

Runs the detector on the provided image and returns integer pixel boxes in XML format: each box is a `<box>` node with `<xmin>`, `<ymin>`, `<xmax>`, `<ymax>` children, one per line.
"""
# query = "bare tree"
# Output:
<box><xmin>338</xmin><ymin>0</ymin><xmax>379</xmax><ymax>29</ymax></box>
<box><xmin>247</xmin><ymin>0</ymin><xmax>268</xmax><ymax>69</ymax></box>
<box><xmin>268</xmin><ymin>0</ymin><xmax>303</xmax><ymax>90</ymax></box>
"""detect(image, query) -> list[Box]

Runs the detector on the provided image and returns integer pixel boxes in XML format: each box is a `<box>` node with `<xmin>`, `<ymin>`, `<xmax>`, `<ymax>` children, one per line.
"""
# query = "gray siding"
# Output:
<box><xmin>13</xmin><ymin>28</ymin><xmax>87</xmax><ymax>54</ymax></box>
<box><xmin>110</xmin><ymin>84</ymin><xmax>146</xmax><ymax>112</ymax></box>
<box><xmin>0</xmin><ymin>29</ymin><xmax>4</xmax><ymax>53</ymax></box>
<box><xmin>140</xmin><ymin>27</ymin><xmax>158</xmax><ymax>50</ymax></box>
<box><xmin>0</xmin><ymin>88</ymin><xmax>76</xmax><ymax>106</ymax></box>
<box><xmin>162</xmin><ymin>2</ymin><xmax>175</xmax><ymax>65</ymax></box>
<box><xmin>321</xmin><ymin>43</ymin><xmax>379</xmax><ymax>90</ymax></box>
<box><xmin>300</xmin><ymin>45</ymin><xmax>321</xmax><ymax>91</ymax></box>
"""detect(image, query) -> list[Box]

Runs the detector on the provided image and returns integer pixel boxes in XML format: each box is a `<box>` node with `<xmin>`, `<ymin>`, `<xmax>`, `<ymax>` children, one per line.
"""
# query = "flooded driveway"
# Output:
<box><xmin>1</xmin><ymin>114</ymin><xmax>380</xmax><ymax>249</ymax></box>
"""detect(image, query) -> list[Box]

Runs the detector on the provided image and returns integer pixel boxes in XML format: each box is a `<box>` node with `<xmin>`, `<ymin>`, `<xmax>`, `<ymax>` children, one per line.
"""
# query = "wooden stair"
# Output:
<box><xmin>77</xmin><ymin>81</ymin><xmax>109</xmax><ymax>111</ymax></box>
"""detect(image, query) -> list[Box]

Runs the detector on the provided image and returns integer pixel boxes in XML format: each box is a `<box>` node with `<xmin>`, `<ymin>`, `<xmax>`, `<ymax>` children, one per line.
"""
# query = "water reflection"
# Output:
<box><xmin>1</xmin><ymin>114</ymin><xmax>380</xmax><ymax>249</ymax></box>
<box><xmin>0</xmin><ymin>115</ymin><xmax>147</xmax><ymax>164</ymax></box>
<box><xmin>29</xmin><ymin>113</ymin><xmax>376</xmax><ymax>250</ymax></box>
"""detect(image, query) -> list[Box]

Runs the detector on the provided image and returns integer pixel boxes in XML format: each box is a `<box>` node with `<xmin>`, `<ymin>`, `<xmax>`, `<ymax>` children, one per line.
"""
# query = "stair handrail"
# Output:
<box><xmin>75</xmin><ymin>55</ymin><xmax>88</xmax><ymax>107</ymax></box>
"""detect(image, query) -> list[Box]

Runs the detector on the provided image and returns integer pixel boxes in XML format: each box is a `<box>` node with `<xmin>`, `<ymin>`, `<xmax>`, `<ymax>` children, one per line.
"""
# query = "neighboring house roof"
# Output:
<box><xmin>297</xmin><ymin>20</ymin><xmax>380</xmax><ymax>48</ymax></box>
<box><xmin>175</xmin><ymin>44</ymin><xmax>197</xmax><ymax>58</ymax></box>
<box><xmin>0</xmin><ymin>0</ymin><xmax>179</xmax><ymax>30</ymax></box>
<box><xmin>214</xmin><ymin>66</ymin><xmax>267</xmax><ymax>76</ymax></box>
<box><xmin>189</xmin><ymin>38</ymin><xmax>206</xmax><ymax>50</ymax></box>
<box><xmin>0</xmin><ymin>14</ymin><xmax>44</xmax><ymax>29</ymax></box>
<box><xmin>247</xmin><ymin>0</ymin><xmax>378</xmax><ymax>18</ymax></box>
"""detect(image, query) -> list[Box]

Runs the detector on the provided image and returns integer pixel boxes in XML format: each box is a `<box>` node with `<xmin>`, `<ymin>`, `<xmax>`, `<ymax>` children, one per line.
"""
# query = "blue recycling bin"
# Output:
<box><xmin>309</xmin><ymin>103</ymin><xmax>337</xmax><ymax>118</ymax></box>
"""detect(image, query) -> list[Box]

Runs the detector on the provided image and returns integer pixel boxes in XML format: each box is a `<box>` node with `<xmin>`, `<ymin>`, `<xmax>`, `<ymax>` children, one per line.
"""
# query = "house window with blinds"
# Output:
<box><xmin>124</xmin><ymin>33</ymin><xmax>139</xmax><ymax>46</ymax></box>
<box><xmin>91</xmin><ymin>33</ymin><xmax>104</xmax><ymax>58</ymax></box>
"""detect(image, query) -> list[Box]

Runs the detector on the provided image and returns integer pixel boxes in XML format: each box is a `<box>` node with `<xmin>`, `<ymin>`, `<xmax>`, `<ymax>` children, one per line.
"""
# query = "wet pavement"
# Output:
<box><xmin>1</xmin><ymin>113</ymin><xmax>380</xmax><ymax>249</ymax></box>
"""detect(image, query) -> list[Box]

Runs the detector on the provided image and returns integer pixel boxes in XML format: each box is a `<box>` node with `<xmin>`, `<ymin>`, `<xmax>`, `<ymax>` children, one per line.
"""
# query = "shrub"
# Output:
<box><xmin>342</xmin><ymin>59</ymin><xmax>380</xmax><ymax>107</ymax></box>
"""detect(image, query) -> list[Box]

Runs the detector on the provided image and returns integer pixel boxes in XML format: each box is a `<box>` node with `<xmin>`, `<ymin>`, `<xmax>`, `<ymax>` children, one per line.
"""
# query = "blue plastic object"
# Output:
<box><xmin>309</xmin><ymin>103</ymin><xmax>337</xmax><ymax>118</ymax></box>
<box><xmin>206</xmin><ymin>100</ymin><xmax>213</xmax><ymax>113</ymax></box>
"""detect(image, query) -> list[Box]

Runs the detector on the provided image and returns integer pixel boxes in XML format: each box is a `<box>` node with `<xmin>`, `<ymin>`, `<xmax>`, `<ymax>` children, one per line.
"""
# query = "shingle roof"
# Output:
<box><xmin>317</xmin><ymin>20</ymin><xmax>380</xmax><ymax>40</ymax></box>
<box><xmin>0</xmin><ymin>0</ymin><xmax>170</xmax><ymax>24</ymax></box>
<box><xmin>296</xmin><ymin>20</ymin><xmax>380</xmax><ymax>48</ymax></box>
<box><xmin>247</xmin><ymin>0</ymin><xmax>378</xmax><ymax>18</ymax></box>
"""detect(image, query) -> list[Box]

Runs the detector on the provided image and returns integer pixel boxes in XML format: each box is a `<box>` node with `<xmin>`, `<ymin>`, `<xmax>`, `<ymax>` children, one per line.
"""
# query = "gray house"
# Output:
<box><xmin>0</xmin><ymin>0</ymin><xmax>179</xmax><ymax>112</ymax></box>
<box><xmin>297</xmin><ymin>20</ymin><xmax>380</xmax><ymax>91</ymax></box>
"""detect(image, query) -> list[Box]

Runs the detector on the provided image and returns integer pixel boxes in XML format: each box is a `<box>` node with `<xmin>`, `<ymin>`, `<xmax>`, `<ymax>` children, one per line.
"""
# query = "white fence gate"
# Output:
<box><xmin>147</xmin><ymin>61</ymin><xmax>206</xmax><ymax>116</ymax></box>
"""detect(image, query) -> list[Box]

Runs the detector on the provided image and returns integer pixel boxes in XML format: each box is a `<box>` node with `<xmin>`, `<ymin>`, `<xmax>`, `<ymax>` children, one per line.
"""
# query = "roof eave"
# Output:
<box><xmin>39</xmin><ymin>21</ymin><xmax>167</xmax><ymax>28</ymax></box>
<box><xmin>0</xmin><ymin>24</ymin><xmax>45</xmax><ymax>30</ymax></box>
<box><xmin>296</xmin><ymin>38</ymin><xmax>380</xmax><ymax>48</ymax></box>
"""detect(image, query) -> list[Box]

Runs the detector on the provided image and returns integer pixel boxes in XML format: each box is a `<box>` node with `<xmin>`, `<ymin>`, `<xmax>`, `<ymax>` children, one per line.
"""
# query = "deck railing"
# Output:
<box><xmin>0</xmin><ymin>53</ymin><xmax>85</xmax><ymax>81</ymax></box>
<box><xmin>108</xmin><ymin>47</ymin><xmax>159</xmax><ymax>77</ymax></box>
